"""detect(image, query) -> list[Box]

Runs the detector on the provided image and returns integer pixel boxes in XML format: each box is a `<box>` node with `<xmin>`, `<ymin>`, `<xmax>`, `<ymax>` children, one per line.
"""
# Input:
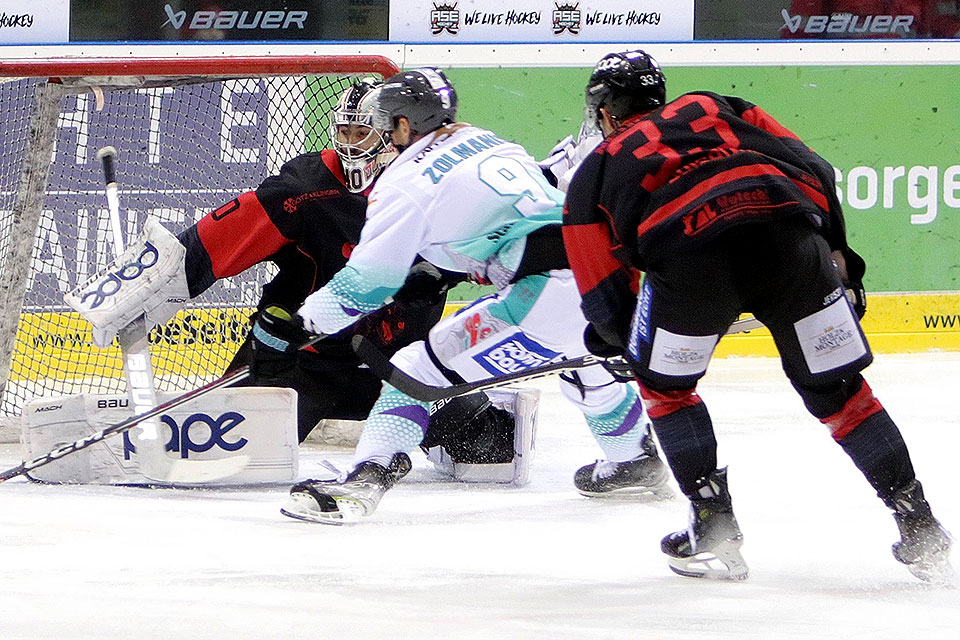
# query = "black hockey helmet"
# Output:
<box><xmin>585</xmin><ymin>50</ymin><xmax>666</xmax><ymax>129</ymax></box>
<box><xmin>373</xmin><ymin>68</ymin><xmax>458</xmax><ymax>137</ymax></box>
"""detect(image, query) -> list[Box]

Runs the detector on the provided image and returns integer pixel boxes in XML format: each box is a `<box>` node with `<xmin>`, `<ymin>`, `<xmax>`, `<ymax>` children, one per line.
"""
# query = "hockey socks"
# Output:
<box><xmin>643</xmin><ymin>391</ymin><xmax>718</xmax><ymax>496</ymax></box>
<box><xmin>352</xmin><ymin>385</ymin><xmax>431</xmax><ymax>469</ymax></box>
<box><xmin>583</xmin><ymin>385</ymin><xmax>647</xmax><ymax>462</ymax></box>
<box><xmin>835</xmin><ymin>408</ymin><xmax>916</xmax><ymax>505</ymax></box>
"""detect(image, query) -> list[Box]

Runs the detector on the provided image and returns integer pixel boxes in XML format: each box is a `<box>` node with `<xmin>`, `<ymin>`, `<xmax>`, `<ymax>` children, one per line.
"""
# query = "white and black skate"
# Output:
<box><xmin>281</xmin><ymin>453</ymin><xmax>412</xmax><ymax>525</ymax></box>
<box><xmin>889</xmin><ymin>480</ymin><xmax>954</xmax><ymax>585</ymax></box>
<box><xmin>661</xmin><ymin>467</ymin><xmax>749</xmax><ymax>580</ymax></box>
<box><xmin>574</xmin><ymin>436</ymin><xmax>670</xmax><ymax>498</ymax></box>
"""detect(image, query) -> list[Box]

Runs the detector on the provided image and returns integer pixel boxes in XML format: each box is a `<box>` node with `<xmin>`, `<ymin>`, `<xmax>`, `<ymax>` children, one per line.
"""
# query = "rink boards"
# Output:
<box><xmin>8</xmin><ymin>292</ymin><xmax>960</xmax><ymax>382</ymax></box>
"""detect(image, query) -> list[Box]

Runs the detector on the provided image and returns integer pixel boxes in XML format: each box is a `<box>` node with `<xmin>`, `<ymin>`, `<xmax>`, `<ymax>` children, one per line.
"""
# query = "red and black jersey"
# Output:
<box><xmin>178</xmin><ymin>150</ymin><xmax>436</xmax><ymax>365</ymax></box>
<box><xmin>563</xmin><ymin>91</ymin><xmax>848</xmax><ymax>345</ymax></box>
<box><xmin>180</xmin><ymin>149</ymin><xmax>363</xmax><ymax>308</ymax></box>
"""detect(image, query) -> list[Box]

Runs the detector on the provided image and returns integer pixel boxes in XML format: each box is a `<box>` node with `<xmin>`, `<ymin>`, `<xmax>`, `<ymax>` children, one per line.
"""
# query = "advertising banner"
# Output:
<box><xmin>390</xmin><ymin>0</ymin><xmax>694</xmax><ymax>42</ymax></box>
<box><xmin>445</xmin><ymin>64</ymin><xmax>960</xmax><ymax>294</ymax></box>
<box><xmin>694</xmin><ymin>0</ymin><xmax>957</xmax><ymax>40</ymax></box>
<box><xmin>0</xmin><ymin>0</ymin><xmax>69</xmax><ymax>44</ymax></box>
<box><xmin>68</xmin><ymin>0</ymin><xmax>389</xmax><ymax>42</ymax></box>
<box><xmin>0</xmin><ymin>79</ymin><xmax>272</xmax><ymax>313</ymax></box>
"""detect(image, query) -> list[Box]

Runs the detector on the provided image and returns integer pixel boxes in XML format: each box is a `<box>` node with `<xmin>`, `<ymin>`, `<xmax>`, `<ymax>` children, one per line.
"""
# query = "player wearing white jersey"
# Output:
<box><xmin>280</xmin><ymin>68</ymin><xmax>669</xmax><ymax>524</ymax></box>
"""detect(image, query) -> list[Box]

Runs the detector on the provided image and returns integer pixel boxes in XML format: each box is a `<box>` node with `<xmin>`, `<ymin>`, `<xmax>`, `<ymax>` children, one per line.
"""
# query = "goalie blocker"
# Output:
<box><xmin>22</xmin><ymin>387</ymin><xmax>299</xmax><ymax>486</ymax></box>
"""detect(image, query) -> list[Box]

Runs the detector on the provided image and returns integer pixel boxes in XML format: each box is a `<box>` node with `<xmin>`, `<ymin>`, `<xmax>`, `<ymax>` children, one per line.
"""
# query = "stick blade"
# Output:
<box><xmin>141</xmin><ymin>455</ymin><xmax>252</xmax><ymax>485</ymax></box>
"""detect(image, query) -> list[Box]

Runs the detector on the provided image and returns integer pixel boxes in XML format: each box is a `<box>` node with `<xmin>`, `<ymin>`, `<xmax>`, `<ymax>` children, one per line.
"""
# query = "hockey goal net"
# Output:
<box><xmin>0</xmin><ymin>55</ymin><xmax>400</xmax><ymax>441</ymax></box>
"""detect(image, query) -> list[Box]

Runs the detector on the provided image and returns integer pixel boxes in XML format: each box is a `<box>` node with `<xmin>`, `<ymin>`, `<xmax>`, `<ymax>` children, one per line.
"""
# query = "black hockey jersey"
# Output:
<box><xmin>178</xmin><ymin>149</ymin><xmax>441</xmax><ymax>365</ymax></box>
<box><xmin>563</xmin><ymin>91</ymin><xmax>849</xmax><ymax>345</ymax></box>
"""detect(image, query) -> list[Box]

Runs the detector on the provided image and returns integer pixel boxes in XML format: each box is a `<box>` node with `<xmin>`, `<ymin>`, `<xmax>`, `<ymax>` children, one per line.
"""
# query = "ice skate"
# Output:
<box><xmin>281</xmin><ymin>453</ymin><xmax>411</xmax><ymax>525</ymax></box>
<box><xmin>574</xmin><ymin>436</ymin><xmax>671</xmax><ymax>498</ymax></box>
<box><xmin>888</xmin><ymin>480</ymin><xmax>954</xmax><ymax>585</ymax></box>
<box><xmin>661</xmin><ymin>467</ymin><xmax>749</xmax><ymax>580</ymax></box>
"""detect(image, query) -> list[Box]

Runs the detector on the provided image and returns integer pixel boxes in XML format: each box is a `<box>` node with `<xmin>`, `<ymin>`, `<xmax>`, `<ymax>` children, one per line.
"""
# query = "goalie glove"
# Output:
<box><xmin>538</xmin><ymin>135</ymin><xmax>576</xmax><ymax>188</ymax></box>
<box><xmin>538</xmin><ymin>130</ymin><xmax>603</xmax><ymax>192</ymax></box>
<box><xmin>393</xmin><ymin>261</ymin><xmax>450</xmax><ymax>309</ymax></box>
<box><xmin>64</xmin><ymin>217</ymin><xmax>189</xmax><ymax>348</ymax></box>
<box><xmin>251</xmin><ymin>305</ymin><xmax>315</xmax><ymax>353</ymax></box>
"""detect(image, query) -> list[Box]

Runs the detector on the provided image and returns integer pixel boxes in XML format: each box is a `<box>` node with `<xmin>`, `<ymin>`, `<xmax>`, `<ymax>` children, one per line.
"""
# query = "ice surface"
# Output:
<box><xmin>2</xmin><ymin>353</ymin><xmax>958</xmax><ymax>639</ymax></box>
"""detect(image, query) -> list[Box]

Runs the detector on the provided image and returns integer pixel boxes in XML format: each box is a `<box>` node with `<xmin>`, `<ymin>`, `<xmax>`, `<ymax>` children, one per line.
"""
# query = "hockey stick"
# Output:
<box><xmin>96</xmin><ymin>147</ymin><xmax>247</xmax><ymax>483</ymax></box>
<box><xmin>0</xmin><ymin>366</ymin><xmax>250</xmax><ymax>483</ymax></box>
<box><xmin>351</xmin><ymin>316</ymin><xmax>766</xmax><ymax>402</ymax></box>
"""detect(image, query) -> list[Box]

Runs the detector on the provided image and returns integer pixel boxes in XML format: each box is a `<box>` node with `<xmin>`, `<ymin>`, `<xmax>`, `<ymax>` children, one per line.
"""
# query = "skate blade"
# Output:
<box><xmin>577</xmin><ymin>484</ymin><xmax>674</xmax><ymax>501</ymax></box>
<box><xmin>906</xmin><ymin>551</ymin><xmax>956</xmax><ymax>587</ymax></box>
<box><xmin>666</xmin><ymin>540</ymin><xmax>749</xmax><ymax>581</ymax></box>
<box><xmin>578</xmin><ymin>473</ymin><xmax>674</xmax><ymax>500</ymax></box>
<box><xmin>279</xmin><ymin>492</ymin><xmax>366</xmax><ymax>525</ymax></box>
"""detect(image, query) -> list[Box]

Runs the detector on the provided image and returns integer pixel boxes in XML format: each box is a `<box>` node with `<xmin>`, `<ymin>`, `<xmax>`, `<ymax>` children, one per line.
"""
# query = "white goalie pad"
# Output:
<box><xmin>425</xmin><ymin>387</ymin><xmax>539</xmax><ymax>485</ymax></box>
<box><xmin>21</xmin><ymin>387</ymin><xmax>298</xmax><ymax>486</ymax></box>
<box><xmin>64</xmin><ymin>217</ymin><xmax>189</xmax><ymax>348</ymax></box>
<box><xmin>307</xmin><ymin>419</ymin><xmax>365</xmax><ymax>448</ymax></box>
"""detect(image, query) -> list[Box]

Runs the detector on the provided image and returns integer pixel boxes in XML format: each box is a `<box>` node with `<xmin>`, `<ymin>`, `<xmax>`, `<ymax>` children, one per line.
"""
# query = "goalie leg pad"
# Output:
<box><xmin>22</xmin><ymin>388</ymin><xmax>299</xmax><ymax>485</ymax></box>
<box><xmin>424</xmin><ymin>387</ymin><xmax>539</xmax><ymax>485</ymax></box>
<box><xmin>64</xmin><ymin>217</ymin><xmax>189</xmax><ymax>348</ymax></box>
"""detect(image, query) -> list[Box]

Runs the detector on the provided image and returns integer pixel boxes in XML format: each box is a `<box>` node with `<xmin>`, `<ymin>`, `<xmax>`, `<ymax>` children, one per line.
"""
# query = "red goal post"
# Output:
<box><xmin>0</xmin><ymin>55</ymin><xmax>400</xmax><ymax>439</ymax></box>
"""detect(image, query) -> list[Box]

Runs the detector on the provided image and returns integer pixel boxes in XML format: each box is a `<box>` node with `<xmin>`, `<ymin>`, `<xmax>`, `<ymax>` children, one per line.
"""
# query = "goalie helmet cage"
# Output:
<box><xmin>0</xmin><ymin>55</ymin><xmax>400</xmax><ymax>441</ymax></box>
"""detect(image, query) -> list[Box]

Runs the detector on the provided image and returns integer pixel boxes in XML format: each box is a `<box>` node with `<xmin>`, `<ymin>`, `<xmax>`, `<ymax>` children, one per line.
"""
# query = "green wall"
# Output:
<box><xmin>445</xmin><ymin>65</ymin><xmax>960</xmax><ymax>293</ymax></box>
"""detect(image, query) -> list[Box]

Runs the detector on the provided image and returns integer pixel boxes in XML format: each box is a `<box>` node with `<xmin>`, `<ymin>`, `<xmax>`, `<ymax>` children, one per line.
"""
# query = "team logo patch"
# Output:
<box><xmin>682</xmin><ymin>188</ymin><xmax>775</xmax><ymax>236</ymax></box>
<box><xmin>553</xmin><ymin>3</ymin><xmax>581</xmax><ymax>34</ymax></box>
<box><xmin>794</xmin><ymin>299</ymin><xmax>867</xmax><ymax>374</ymax></box>
<box><xmin>430</xmin><ymin>2</ymin><xmax>460</xmax><ymax>35</ymax></box>
<box><xmin>473</xmin><ymin>333</ymin><xmax>561</xmax><ymax>376</ymax></box>
<box><xmin>648</xmin><ymin>329</ymin><xmax>718</xmax><ymax>377</ymax></box>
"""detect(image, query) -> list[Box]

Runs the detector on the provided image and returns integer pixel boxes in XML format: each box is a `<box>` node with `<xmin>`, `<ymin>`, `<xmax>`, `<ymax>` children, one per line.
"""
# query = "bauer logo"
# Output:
<box><xmin>123</xmin><ymin>411</ymin><xmax>248</xmax><ymax>460</ymax></box>
<box><xmin>161</xmin><ymin>4</ymin><xmax>308</xmax><ymax>31</ymax></box>
<box><xmin>780</xmin><ymin>9</ymin><xmax>914</xmax><ymax>36</ymax></box>
<box><xmin>431</xmin><ymin>2</ymin><xmax>460</xmax><ymax>35</ymax></box>
<box><xmin>474</xmin><ymin>333</ymin><xmax>560</xmax><ymax>375</ymax></box>
<box><xmin>553</xmin><ymin>3</ymin><xmax>581</xmax><ymax>34</ymax></box>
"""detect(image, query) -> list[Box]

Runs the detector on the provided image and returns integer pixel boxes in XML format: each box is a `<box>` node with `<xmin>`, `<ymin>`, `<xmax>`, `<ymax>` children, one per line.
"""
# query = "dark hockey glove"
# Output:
<box><xmin>839</xmin><ymin>247</ymin><xmax>867</xmax><ymax>319</ymax></box>
<box><xmin>250</xmin><ymin>305</ymin><xmax>315</xmax><ymax>354</ymax></box>
<box><xmin>352</xmin><ymin>304</ymin><xmax>407</xmax><ymax>347</ymax></box>
<box><xmin>584</xmin><ymin>323</ymin><xmax>636</xmax><ymax>383</ymax></box>
<box><xmin>393</xmin><ymin>262</ymin><xmax>449</xmax><ymax>309</ymax></box>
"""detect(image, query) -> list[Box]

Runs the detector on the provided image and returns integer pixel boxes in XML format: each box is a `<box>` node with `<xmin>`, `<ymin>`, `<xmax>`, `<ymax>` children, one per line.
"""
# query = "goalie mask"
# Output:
<box><xmin>330</xmin><ymin>79</ymin><xmax>397</xmax><ymax>193</ymax></box>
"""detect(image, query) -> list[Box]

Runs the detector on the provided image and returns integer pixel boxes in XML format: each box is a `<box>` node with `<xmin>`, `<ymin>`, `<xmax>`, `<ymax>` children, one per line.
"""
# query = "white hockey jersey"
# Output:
<box><xmin>303</xmin><ymin>124</ymin><xmax>566</xmax><ymax>335</ymax></box>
